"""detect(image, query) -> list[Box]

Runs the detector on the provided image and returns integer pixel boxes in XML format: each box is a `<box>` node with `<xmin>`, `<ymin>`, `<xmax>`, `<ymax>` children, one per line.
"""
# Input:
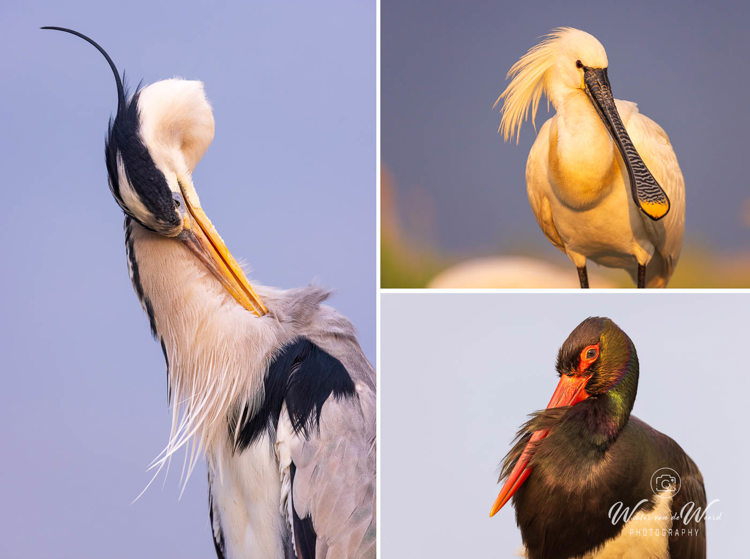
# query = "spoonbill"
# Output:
<box><xmin>497</xmin><ymin>28</ymin><xmax>685</xmax><ymax>288</ymax></box>
<box><xmin>43</xmin><ymin>27</ymin><xmax>376</xmax><ymax>559</ymax></box>
<box><xmin>490</xmin><ymin>317</ymin><xmax>706</xmax><ymax>558</ymax></box>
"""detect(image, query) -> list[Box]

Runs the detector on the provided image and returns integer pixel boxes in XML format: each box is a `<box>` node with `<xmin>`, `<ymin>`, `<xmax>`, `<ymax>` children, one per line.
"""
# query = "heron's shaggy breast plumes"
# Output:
<box><xmin>127</xmin><ymin>222</ymin><xmax>268</xmax><ymax>481</ymax></box>
<box><xmin>497</xmin><ymin>27</ymin><xmax>607</xmax><ymax>142</ymax></box>
<box><xmin>127</xmin><ymin>221</ymin><xmax>348</xmax><ymax>484</ymax></box>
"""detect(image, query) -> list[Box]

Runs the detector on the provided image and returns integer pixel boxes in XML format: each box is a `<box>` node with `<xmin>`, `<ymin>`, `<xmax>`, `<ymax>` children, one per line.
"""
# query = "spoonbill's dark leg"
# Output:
<box><xmin>577</xmin><ymin>266</ymin><xmax>589</xmax><ymax>288</ymax></box>
<box><xmin>637</xmin><ymin>264</ymin><xmax>646</xmax><ymax>288</ymax></box>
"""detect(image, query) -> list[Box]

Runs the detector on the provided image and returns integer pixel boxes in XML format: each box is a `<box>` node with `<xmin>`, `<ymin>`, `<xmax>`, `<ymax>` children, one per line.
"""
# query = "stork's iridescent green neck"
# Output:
<box><xmin>556</xmin><ymin>316</ymin><xmax>639</xmax><ymax>448</ymax></box>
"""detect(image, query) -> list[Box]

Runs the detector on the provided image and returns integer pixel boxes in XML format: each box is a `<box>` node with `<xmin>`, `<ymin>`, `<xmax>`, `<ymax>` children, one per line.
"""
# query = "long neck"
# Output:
<box><xmin>124</xmin><ymin>218</ymin><xmax>278</xmax><ymax>476</ymax></box>
<box><xmin>560</xmin><ymin>356</ymin><xmax>638</xmax><ymax>460</ymax></box>
<box><xmin>566</xmin><ymin>393</ymin><xmax>630</xmax><ymax>452</ymax></box>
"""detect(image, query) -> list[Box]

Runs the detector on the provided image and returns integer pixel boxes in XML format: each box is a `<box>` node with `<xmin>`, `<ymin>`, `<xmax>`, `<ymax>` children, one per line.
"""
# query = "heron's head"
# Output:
<box><xmin>43</xmin><ymin>27</ymin><xmax>267</xmax><ymax>316</ymax></box>
<box><xmin>98</xmin><ymin>79</ymin><xmax>214</xmax><ymax>237</ymax></box>
<box><xmin>104</xmin><ymin>79</ymin><xmax>214</xmax><ymax>236</ymax></box>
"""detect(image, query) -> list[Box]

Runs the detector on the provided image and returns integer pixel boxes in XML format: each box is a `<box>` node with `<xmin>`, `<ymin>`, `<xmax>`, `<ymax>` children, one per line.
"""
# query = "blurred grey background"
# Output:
<box><xmin>382</xmin><ymin>0</ymin><xmax>750</xmax><ymax>287</ymax></box>
<box><xmin>0</xmin><ymin>1</ymin><xmax>373</xmax><ymax>557</ymax></box>
<box><xmin>381</xmin><ymin>293</ymin><xmax>746</xmax><ymax>557</ymax></box>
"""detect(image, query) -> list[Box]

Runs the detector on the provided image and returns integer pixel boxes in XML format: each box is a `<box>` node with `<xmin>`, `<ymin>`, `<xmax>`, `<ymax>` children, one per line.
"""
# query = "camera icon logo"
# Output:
<box><xmin>650</xmin><ymin>467</ymin><xmax>682</xmax><ymax>496</ymax></box>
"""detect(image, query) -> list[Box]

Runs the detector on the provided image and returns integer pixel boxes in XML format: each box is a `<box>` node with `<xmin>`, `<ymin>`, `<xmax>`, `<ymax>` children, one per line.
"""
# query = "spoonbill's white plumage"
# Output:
<box><xmin>498</xmin><ymin>28</ymin><xmax>685</xmax><ymax>288</ymax></box>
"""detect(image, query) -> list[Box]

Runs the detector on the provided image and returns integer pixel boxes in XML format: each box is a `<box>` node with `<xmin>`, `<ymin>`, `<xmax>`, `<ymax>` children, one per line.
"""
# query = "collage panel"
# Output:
<box><xmin>2</xmin><ymin>2</ymin><xmax>749</xmax><ymax>559</ymax></box>
<box><xmin>381</xmin><ymin>292</ymin><xmax>745</xmax><ymax>557</ymax></box>
<box><xmin>3</xmin><ymin>3</ymin><xmax>374</xmax><ymax>559</ymax></box>
<box><xmin>382</xmin><ymin>2</ymin><xmax>750</xmax><ymax>288</ymax></box>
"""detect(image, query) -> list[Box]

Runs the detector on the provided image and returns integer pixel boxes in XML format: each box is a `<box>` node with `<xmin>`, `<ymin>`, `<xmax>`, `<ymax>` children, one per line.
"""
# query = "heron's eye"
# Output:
<box><xmin>576</xmin><ymin>60</ymin><xmax>583</xmax><ymax>69</ymax></box>
<box><xmin>174</xmin><ymin>198</ymin><xmax>181</xmax><ymax>208</ymax></box>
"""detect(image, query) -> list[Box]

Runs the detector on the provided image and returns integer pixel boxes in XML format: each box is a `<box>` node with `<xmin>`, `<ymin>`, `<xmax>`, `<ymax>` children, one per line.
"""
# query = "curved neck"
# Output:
<box><xmin>566</xmin><ymin>361</ymin><xmax>638</xmax><ymax>453</ymax></box>
<box><xmin>124</xmin><ymin>217</ymin><xmax>275</xmax><ymax>472</ymax></box>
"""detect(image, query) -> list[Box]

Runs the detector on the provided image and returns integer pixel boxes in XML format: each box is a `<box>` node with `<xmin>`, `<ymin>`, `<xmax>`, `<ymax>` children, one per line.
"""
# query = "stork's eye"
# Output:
<box><xmin>578</xmin><ymin>343</ymin><xmax>600</xmax><ymax>372</ymax></box>
<box><xmin>576</xmin><ymin>60</ymin><xmax>583</xmax><ymax>69</ymax></box>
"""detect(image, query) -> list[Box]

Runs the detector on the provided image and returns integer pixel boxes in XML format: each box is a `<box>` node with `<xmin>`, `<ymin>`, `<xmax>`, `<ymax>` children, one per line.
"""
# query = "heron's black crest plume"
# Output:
<box><xmin>41</xmin><ymin>27</ymin><xmax>125</xmax><ymax>112</ymax></box>
<box><xmin>41</xmin><ymin>26</ymin><xmax>181</xmax><ymax>234</ymax></box>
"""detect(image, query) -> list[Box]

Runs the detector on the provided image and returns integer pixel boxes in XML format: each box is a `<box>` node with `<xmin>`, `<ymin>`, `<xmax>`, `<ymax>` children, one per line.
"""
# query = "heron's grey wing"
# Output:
<box><xmin>275</xmin><ymin>340</ymin><xmax>376</xmax><ymax>559</ymax></box>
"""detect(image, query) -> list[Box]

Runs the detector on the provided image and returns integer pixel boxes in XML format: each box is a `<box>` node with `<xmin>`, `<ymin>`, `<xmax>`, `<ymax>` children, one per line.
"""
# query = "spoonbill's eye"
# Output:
<box><xmin>576</xmin><ymin>59</ymin><xmax>583</xmax><ymax>69</ymax></box>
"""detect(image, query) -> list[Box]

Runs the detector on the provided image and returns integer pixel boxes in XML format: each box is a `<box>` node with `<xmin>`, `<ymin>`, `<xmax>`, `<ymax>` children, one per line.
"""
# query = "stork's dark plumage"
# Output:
<box><xmin>44</xmin><ymin>27</ymin><xmax>375</xmax><ymax>559</ymax></box>
<box><xmin>491</xmin><ymin>317</ymin><xmax>705</xmax><ymax>559</ymax></box>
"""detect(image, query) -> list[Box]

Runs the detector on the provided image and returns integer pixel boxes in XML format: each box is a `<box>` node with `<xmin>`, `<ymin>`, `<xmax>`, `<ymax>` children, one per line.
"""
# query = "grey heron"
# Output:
<box><xmin>497</xmin><ymin>28</ymin><xmax>685</xmax><ymax>288</ymax></box>
<box><xmin>43</xmin><ymin>27</ymin><xmax>375</xmax><ymax>559</ymax></box>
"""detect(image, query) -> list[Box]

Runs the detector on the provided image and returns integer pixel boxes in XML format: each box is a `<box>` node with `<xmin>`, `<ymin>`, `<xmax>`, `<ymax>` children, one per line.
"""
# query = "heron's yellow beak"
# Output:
<box><xmin>178</xmin><ymin>183</ymin><xmax>267</xmax><ymax>317</ymax></box>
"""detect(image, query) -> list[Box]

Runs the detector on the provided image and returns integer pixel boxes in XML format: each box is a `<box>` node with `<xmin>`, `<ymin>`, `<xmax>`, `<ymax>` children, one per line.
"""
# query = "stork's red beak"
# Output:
<box><xmin>490</xmin><ymin>374</ymin><xmax>591</xmax><ymax>516</ymax></box>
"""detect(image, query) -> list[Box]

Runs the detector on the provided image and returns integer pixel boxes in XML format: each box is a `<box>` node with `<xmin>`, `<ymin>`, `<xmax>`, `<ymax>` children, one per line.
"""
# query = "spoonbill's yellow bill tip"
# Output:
<box><xmin>640</xmin><ymin>199</ymin><xmax>669</xmax><ymax>221</ymax></box>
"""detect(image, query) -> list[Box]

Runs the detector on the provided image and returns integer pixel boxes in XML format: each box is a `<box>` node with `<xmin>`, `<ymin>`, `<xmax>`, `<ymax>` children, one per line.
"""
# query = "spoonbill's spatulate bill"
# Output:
<box><xmin>491</xmin><ymin>317</ymin><xmax>705</xmax><ymax>558</ymax></box>
<box><xmin>498</xmin><ymin>28</ymin><xmax>685</xmax><ymax>288</ymax></box>
<box><xmin>43</xmin><ymin>27</ymin><xmax>376</xmax><ymax>559</ymax></box>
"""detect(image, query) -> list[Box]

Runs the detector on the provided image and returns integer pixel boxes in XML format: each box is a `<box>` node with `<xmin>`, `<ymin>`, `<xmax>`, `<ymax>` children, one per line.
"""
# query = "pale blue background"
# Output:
<box><xmin>383</xmin><ymin>0</ymin><xmax>750</xmax><ymax>257</ymax></box>
<box><xmin>0</xmin><ymin>2</ymin><xmax>374</xmax><ymax>557</ymax></box>
<box><xmin>382</xmin><ymin>293</ymin><xmax>746</xmax><ymax>557</ymax></box>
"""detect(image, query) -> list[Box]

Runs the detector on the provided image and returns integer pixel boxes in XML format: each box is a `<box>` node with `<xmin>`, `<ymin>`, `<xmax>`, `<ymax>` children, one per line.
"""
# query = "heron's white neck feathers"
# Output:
<box><xmin>498</xmin><ymin>27</ymin><xmax>607</xmax><ymax>143</ymax></box>
<box><xmin>125</xmin><ymin>220</ymin><xmax>345</xmax><ymax>485</ymax></box>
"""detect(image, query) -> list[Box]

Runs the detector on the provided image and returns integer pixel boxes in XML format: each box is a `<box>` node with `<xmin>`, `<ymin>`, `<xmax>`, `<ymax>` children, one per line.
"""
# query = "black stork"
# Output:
<box><xmin>490</xmin><ymin>317</ymin><xmax>706</xmax><ymax>558</ymax></box>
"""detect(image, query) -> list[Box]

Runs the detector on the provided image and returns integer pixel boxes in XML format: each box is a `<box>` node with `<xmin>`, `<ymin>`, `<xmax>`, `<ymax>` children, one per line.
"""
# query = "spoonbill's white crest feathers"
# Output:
<box><xmin>497</xmin><ymin>27</ymin><xmax>685</xmax><ymax>288</ymax></box>
<box><xmin>498</xmin><ymin>28</ymin><xmax>607</xmax><ymax>143</ymax></box>
<box><xmin>44</xmin><ymin>27</ymin><xmax>375</xmax><ymax>559</ymax></box>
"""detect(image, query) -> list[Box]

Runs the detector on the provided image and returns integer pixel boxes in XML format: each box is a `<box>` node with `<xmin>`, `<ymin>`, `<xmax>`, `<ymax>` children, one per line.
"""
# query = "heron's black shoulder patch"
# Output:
<box><xmin>233</xmin><ymin>338</ymin><xmax>356</xmax><ymax>452</ymax></box>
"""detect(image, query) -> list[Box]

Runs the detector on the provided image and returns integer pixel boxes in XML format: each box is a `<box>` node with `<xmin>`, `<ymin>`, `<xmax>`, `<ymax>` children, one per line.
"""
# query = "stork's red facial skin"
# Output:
<box><xmin>578</xmin><ymin>343</ymin><xmax>600</xmax><ymax>373</ymax></box>
<box><xmin>489</xmin><ymin>373</ymin><xmax>591</xmax><ymax>516</ymax></box>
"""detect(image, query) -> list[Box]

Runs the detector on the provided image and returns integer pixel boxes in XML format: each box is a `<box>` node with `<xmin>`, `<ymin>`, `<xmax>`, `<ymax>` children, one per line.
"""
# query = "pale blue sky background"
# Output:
<box><xmin>0</xmin><ymin>2</ymin><xmax>373</xmax><ymax>557</ymax></box>
<box><xmin>383</xmin><ymin>0</ymin><xmax>750</xmax><ymax>257</ymax></box>
<box><xmin>382</xmin><ymin>293</ymin><xmax>747</xmax><ymax>557</ymax></box>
